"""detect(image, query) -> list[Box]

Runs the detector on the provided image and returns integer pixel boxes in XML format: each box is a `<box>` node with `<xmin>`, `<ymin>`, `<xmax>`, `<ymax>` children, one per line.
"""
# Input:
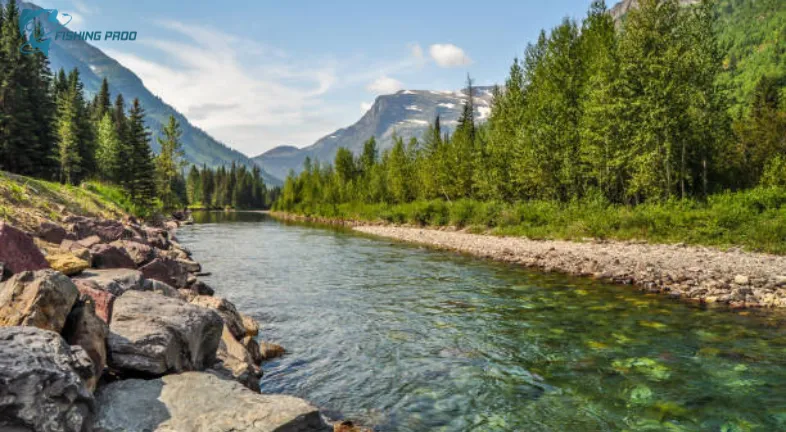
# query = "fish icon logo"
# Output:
<box><xmin>19</xmin><ymin>8</ymin><xmax>71</xmax><ymax>56</ymax></box>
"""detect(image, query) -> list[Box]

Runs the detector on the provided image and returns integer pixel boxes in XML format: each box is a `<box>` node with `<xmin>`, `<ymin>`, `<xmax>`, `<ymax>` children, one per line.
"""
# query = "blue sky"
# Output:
<box><xmin>42</xmin><ymin>0</ymin><xmax>599</xmax><ymax>155</ymax></box>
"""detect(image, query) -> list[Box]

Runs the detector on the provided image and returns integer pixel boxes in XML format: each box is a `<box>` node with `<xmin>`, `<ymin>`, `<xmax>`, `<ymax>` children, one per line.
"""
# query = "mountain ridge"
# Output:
<box><xmin>12</xmin><ymin>0</ymin><xmax>281</xmax><ymax>185</ymax></box>
<box><xmin>253</xmin><ymin>87</ymin><xmax>494</xmax><ymax>179</ymax></box>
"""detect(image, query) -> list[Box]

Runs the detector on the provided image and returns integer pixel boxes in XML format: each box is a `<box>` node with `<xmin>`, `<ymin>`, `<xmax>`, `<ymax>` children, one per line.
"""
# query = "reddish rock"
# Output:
<box><xmin>90</xmin><ymin>244</ymin><xmax>135</xmax><ymax>269</ymax></box>
<box><xmin>74</xmin><ymin>280</ymin><xmax>116</xmax><ymax>323</ymax></box>
<box><xmin>0</xmin><ymin>222</ymin><xmax>50</xmax><ymax>275</ymax></box>
<box><xmin>37</xmin><ymin>221</ymin><xmax>67</xmax><ymax>244</ymax></box>
<box><xmin>139</xmin><ymin>258</ymin><xmax>188</xmax><ymax>288</ymax></box>
<box><xmin>142</xmin><ymin>227</ymin><xmax>170</xmax><ymax>250</ymax></box>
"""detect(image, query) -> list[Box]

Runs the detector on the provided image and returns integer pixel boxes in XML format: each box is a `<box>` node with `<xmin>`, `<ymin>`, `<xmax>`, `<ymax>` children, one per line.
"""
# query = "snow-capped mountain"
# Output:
<box><xmin>253</xmin><ymin>87</ymin><xmax>495</xmax><ymax>180</ymax></box>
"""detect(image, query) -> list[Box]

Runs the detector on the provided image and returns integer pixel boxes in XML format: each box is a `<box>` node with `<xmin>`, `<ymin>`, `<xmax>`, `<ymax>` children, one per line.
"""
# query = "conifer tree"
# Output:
<box><xmin>127</xmin><ymin>98</ymin><xmax>156</xmax><ymax>207</ymax></box>
<box><xmin>155</xmin><ymin>115</ymin><xmax>185</xmax><ymax>209</ymax></box>
<box><xmin>95</xmin><ymin>112</ymin><xmax>122</xmax><ymax>182</ymax></box>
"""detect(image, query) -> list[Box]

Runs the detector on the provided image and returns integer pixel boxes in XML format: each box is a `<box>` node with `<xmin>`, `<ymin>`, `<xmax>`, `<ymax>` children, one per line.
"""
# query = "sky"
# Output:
<box><xmin>40</xmin><ymin>0</ymin><xmax>600</xmax><ymax>156</ymax></box>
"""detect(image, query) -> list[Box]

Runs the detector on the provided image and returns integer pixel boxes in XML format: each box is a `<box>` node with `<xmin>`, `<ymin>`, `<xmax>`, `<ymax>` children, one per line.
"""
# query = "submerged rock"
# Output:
<box><xmin>0</xmin><ymin>222</ymin><xmax>50</xmax><ymax>275</ymax></box>
<box><xmin>259</xmin><ymin>341</ymin><xmax>286</xmax><ymax>361</ymax></box>
<box><xmin>107</xmin><ymin>290</ymin><xmax>223</xmax><ymax>376</ymax></box>
<box><xmin>0</xmin><ymin>326</ymin><xmax>95</xmax><ymax>432</ymax></box>
<box><xmin>0</xmin><ymin>270</ymin><xmax>78</xmax><ymax>332</ymax></box>
<box><xmin>94</xmin><ymin>372</ymin><xmax>329</xmax><ymax>432</ymax></box>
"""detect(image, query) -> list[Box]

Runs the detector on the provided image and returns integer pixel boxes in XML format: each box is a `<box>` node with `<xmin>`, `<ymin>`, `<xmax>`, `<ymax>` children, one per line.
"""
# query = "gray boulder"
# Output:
<box><xmin>94</xmin><ymin>372</ymin><xmax>329</xmax><ymax>432</ymax></box>
<box><xmin>190</xmin><ymin>295</ymin><xmax>246</xmax><ymax>340</ymax></box>
<box><xmin>72</xmin><ymin>269</ymin><xmax>146</xmax><ymax>296</ymax></box>
<box><xmin>107</xmin><ymin>291</ymin><xmax>223</xmax><ymax>376</ymax></box>
<box><xmin>0</xmin><ymin>326</ymin><xmax>95</xmax><ymax>432</ymax></box>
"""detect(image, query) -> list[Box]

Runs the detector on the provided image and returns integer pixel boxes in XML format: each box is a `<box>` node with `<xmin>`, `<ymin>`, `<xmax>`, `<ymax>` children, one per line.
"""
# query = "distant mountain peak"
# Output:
<box><xmin>253</xmin><ymin>86</ymin><xmax>495</xmax><ymax>180</ymax></box>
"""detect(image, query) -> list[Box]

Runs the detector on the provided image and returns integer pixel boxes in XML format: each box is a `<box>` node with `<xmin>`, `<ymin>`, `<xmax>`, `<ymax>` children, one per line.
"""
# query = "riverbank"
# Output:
<box><xmin>269</xmin><ymin>211</ymin><xmax>786</xmax><ymax>308</ymax></box>
<box><xmin>0</xmin><ymin>173</ymin><xmax>345</xmax><ymax>431</ymax></box>
<box><xmin>354</xmin><ymin>225</ymin><xmax>786</xmax><ymax>308</ymax></box>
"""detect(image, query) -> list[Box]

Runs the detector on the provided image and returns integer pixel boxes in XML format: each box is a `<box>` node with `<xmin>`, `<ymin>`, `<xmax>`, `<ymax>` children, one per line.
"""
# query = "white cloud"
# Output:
<box><xmin>360</xmin><ymin>102</ymin><xmax>373</xmax><ymax>113</ymax></box>
<box><xmin>429</xmin><ymin>44</ymin><xmax>472</xmax><ymax>68</ymax></box>
<box><xmin>105</xmin><ymin>21</ymin><xmax>340</xmax><ymax>154</ymax></box>
<box><xmin>366</xmin><ymin>75</ymin><xmax>403</xmax><ymax>94</ymax></box>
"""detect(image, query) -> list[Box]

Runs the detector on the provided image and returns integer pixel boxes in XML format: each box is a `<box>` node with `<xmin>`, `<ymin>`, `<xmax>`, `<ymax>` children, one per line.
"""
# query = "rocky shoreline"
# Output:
<box><xmin>353</xmin><ymin>225</ymin><xmax>786</xmax><ymax>309</ymax></box>
<box><xmin>0</xmin><ymin>213</ymin><xmax>357</xmax><ymax>431</ymax></box>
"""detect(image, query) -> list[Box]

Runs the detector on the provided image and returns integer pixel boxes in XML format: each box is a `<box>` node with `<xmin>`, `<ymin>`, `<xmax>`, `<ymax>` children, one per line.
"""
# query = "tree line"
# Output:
<box><xmin>185</xmin><ymin>163</ymin><xmax>275</xmax><ymax>210</ymax></box>
<box><xmin>0</xmin><ymin>0</ymin><xmax>270</xmax><ymax>212</ymax></box>
<box><xmin>277</xmin><ymin>0</ymin><xmax>786</xmax><ymax>212</ymax></box>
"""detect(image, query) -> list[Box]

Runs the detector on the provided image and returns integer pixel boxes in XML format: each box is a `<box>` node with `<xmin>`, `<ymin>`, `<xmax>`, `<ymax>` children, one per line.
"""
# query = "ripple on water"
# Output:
<box><xmin>179</xmin><ymin>212</ymin><xmax>786</xmax><ymax>432</ymax></box>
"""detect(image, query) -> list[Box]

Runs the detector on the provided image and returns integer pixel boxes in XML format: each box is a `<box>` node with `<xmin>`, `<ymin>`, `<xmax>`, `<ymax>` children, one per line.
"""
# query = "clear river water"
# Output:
<box><xmin>178</xmin><ymin>211</ymin><xmax>786</xmax><ymax>432</ymax></box>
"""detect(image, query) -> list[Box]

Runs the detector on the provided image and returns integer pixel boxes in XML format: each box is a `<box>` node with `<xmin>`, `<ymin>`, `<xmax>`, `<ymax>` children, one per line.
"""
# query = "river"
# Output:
<box><xmin>178</xmin><ymin>211</ymin><xmax>786</xmax><ymax>432</ymax></box>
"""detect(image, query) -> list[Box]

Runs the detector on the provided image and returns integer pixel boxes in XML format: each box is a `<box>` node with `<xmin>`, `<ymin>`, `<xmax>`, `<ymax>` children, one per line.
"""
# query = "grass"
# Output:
<box><xmin>279</xmin><ymin>187</ymin><xmax>786</xmax><ymax>255</ymax></box>
<box><xmin>0</xmin><ymin>171</ymin><xmax>129</xmax><ymax>231</ymax></box>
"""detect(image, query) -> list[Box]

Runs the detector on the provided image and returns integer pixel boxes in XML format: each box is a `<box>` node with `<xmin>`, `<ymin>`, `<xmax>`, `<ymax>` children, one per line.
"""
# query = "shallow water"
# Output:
<box><xmin>179</xmin><ymin>211</ymin><xmax>786</xmax><ymax>432</ymax></box>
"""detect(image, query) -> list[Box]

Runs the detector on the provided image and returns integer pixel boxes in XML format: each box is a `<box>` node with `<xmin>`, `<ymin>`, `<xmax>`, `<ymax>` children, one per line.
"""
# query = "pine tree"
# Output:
<box><xmin>95</xmin><ymin>112</ymin><xmax>122</xmax><ymax>182</ymax></box>
<box><xmin>92</xmin><ymin>78</ymin><xmax>112</xmax><ymax>122</ymax></box>
<box><xmin>55</xmin><ymin>87</ymin><xmax>81</xmax><ymax>184</ymax></box>
<box><xmin>127</xmin><ymin>98</ymin><xmax>156</xmax><ymax>207</ymax></box>
<box><xmin>0</xmin><ymin>0</ymin><xmax>37</xmax><ymax>175</ymax></box>
<box><xmin>27</xmin><ymin>21</ymin><xmax>57</xmax><ymax>179</ymax></box>
<box><xmin>155</xmin><ymin>115</ymin><xmax>185</xmax><ymax>209</ymax></box>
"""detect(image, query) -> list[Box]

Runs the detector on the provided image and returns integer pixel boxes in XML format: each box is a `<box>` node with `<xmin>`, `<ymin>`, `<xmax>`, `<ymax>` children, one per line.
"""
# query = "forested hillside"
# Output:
<box><xmin>0</xmin><ymin>0</ymin><xmax>272</xmax><ymax>215</ymax></box>
<box><xmin>716</xmin><ymin>0</ymin><xmax>786</xmax><ymax>113</ymax></box>
<box><xmin>275</xmin><ymin>0</ymin><xmax>786</xmax><ymax>252</ymax></box>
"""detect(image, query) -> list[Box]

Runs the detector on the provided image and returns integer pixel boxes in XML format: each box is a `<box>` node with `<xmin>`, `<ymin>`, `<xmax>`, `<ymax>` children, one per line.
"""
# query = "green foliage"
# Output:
<box><xmin>155</xmin><ymin>115</ymin><xmax>186</xmax><ymax>210</ymax></box>
<box><xmin>183</xmin><ymin>163</ymin><xmax>270</xmax><ymax>210</ymax></box>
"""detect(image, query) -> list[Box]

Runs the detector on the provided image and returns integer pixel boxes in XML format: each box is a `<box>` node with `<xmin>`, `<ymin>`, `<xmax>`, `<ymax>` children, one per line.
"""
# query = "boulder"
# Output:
<box><xmin>142</xmin><ymin>227</ymin><xmax>170</xmax><ymax>250</ymax></box>
<box><xmin>46</xmin><ymin>252</ymin><xmax>90</xmax><ymax>276</ymax></box>
<box><xmin>259</xmin><ymin>341</ymin><xmax>286</xmax><ymax>361</ymax></box>
<box><xmin>0</xmin><ymin>270</ymin><xmax>78</xmax><ymax>332</ymax></box>
<box><xmin>242</xmin><ymin>336</ymin><xmax>263</xmax><ymax>366</ymax></box>
<box><xmin>90</xmin><ymin>244</ymin><xmax>136</xmax><ymax>269</ymax></box>
<box><xmin>77</xmin><ymin>235</ymin><xmax>102</xmax><ymax>249</ymax></box>
<box><xmin>190</xmin><ymin>295</ymin><xmax>246</xmax><ymax>340</ymax></box>
<box><xmin>241</xmin><ymin>313</ymin><xmax>260</xmax><ymax>337</ymax></box>
<box><xmin>67</xmin><ymin>217</ymin><xmax>125</xmax><ymax>243</ymax></box>
<box><xmin>144</xmin><ymin>279</ymin><xmax>181</xmax><ymax>298</ymax></box>
<box><xmin>177</xmin><ymin>258</ymin><xmax>202</xmax><ymax>274</ymax></box>
<box><xmin>62</xmin><ymin>300</ymin><xmax>109</xmax><ymax>392</ymax></box>
<box><xmin>73</xmin><ymin>269</ymin><xmax>146</xmax><ymax>296</ymax></box>
<box><xmin>0</xmin><ymin>222</ymin><xmax>50</xmax><ymax>275</ymax></box>
<box><xmin>139</xmin><ymin>258</ymin><xmax>188</xmax><ymax>288</ymax></box>
<box><xmin>0</xmin><ymin>326</ymin><xmax>95</xmax><ymax>432</ymax></box>
<box><xmin>60</xmin><ymin>239</ymin><xmax>92</xmax><ymax>262</ymax></box>
<box><xmin>107</xmin><ymin>291</ymin><xmax>223</xmax><ymax>376</ymax></box>
<box><xmin>37</xmin><ymin>220</ymin><xmax>67</xmax><ymax>244</ymax></box>
<box><xmin>213</xmin><ymin>325</ymin><xmax>261</xmax><ymax>391</ymax></box>
<box><xmin>191</xmin><ymin>279</ymin><xmax>215</xmax><ymax>296</ymax></box>
<box><xmin>94</xmin><ymin>372</ymin><xmax>329</xmax><ymax>432</ymax></box>
<box><xmin>74</xmin><ymin>280</ymin><xmax>116</xmax><ymax>323</ymax></box>
<box><xmin>178</xmin><ymin>288</ymin><xmax>198</xmax><ymax>302</ymax></box>
<box><xmin>110</xmin><ymin>240</ymin><xmax>156</xmax><ymax>267</ymax></box>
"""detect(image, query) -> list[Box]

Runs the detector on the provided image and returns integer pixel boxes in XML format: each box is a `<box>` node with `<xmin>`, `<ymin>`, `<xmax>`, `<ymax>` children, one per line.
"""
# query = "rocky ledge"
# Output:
<box><xmin>0</xmin><ymin>214</ymin><xmax>330</xmax><ymax>431</ymax></box>
<box><xmin>355</xmin><ymin>225</ymin><xmax>786</xmax><ymax>309</ymax></box>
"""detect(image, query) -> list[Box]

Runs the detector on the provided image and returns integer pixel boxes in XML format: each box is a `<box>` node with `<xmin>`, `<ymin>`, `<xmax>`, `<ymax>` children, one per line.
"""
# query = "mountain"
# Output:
<box><xmin>253</xmin><ymin>87</ymin><xmax>495</xmax><ymax>178</ymax></box>
<box><xmin>13</xmin><ymin>1</ymin><xmax>281</xmax><ymax>186</ymax></box>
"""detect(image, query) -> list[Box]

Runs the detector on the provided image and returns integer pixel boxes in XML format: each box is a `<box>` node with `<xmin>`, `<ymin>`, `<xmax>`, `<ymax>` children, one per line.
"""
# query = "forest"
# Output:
<box><xmin>275</xmin><ymin>0</ymin><xmax>786</xmax><ymax>253</ymax></box>
<box><xmin>0</xmin><ymin>0</ymin><xmax>271</xmax><ymax>215</ymax></box>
